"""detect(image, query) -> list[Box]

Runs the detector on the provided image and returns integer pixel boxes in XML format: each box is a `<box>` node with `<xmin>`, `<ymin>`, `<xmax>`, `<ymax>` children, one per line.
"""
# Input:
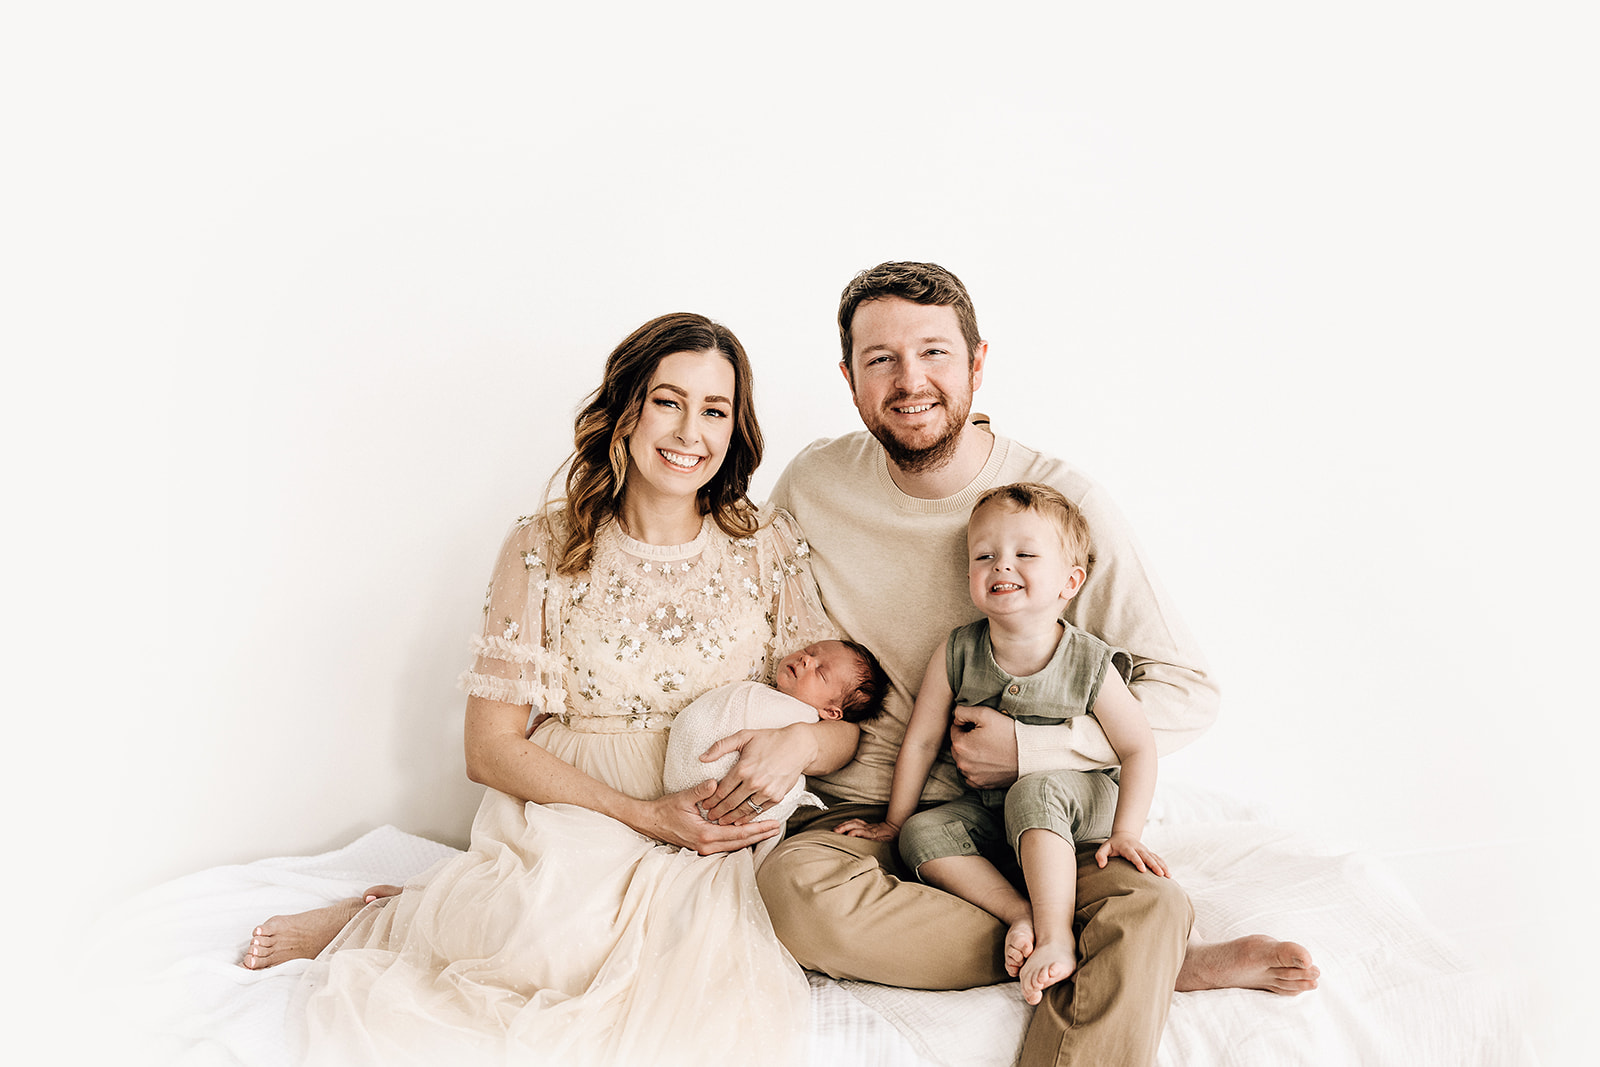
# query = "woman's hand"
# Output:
<box><xmin>1094</xmin><ymin>832</ymin><xmax>1170</xmax><ymax>877</ymax></box>
<box><xmin>641</xmin><ymin>780</ymin><xmax>781</xmax><ymax>855</ymax></box>
<box><xmin>699</xmin><ymin>724</ymin><xmax>817</xmax><ymax>824</ymax></box>
<box><xmin>832</xmin><ymin>819</ymin><xmax>898</xmax><ymax>842</ymax></box>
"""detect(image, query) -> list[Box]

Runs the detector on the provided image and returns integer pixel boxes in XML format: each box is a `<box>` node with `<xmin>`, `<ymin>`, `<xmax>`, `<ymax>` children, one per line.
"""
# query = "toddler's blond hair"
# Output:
<box><xmin>971</xmin><ymin>482</ymin><xmax>1093</xmax><ymax>573</ymax></box>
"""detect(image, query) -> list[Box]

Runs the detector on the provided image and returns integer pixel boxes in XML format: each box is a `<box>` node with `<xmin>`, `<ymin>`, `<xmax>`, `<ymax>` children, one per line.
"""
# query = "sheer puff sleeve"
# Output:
<box><xmin>457</xmin><ymin>512</ymin><xmax>567</xmax><ymax>713</ymax></box>
<box><xmin>756</xmin><ymin>506</ymin><xmax>839</xmax><ymax>680</ymax></box>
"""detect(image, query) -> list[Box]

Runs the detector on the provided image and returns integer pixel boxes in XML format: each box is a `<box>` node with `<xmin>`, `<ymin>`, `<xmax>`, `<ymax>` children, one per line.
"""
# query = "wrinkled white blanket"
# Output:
<box><xmin>96</xmin><ymin>784</ymin><xmax>1537</xmax><ymax>1067</ymax></box>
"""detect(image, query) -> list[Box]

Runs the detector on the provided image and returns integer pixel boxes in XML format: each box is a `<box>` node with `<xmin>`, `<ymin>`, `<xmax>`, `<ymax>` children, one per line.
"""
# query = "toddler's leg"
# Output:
<box><xmin>1003</xmin><ymin>771</ymin><xmax>1117</xmax><ymax>1003</ymax></box>
<box><xmin>899</xmin><ymin>790</ymin><xmax>1037</xmax><ymax>976</ymax></box>
<box><xmin>1019</xmin><ymin>847</ymin><xmax>1191</xmax><ymax>1067</ymax></box>
<box><xmin>1015</xmin><ymin>828</ymin><xmax>1077</xmax><ymax>1003</ymax></box>
<box><xmin>916</xmin><ymin>853</ymin><xmax>1037</xmax><ymax>978</ymax></box>
<box><xmin>1004</xmin><ymin>771</ymin><xmax>1185</xmax><ymax>1067</ymax></box>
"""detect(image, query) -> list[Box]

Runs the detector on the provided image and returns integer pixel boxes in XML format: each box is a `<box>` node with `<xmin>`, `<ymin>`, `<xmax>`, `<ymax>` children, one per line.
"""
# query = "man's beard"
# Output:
<box><xmin>866</xmin><ymin>387</ymin><xmax>971</xmax><ymax>474</ymax></box>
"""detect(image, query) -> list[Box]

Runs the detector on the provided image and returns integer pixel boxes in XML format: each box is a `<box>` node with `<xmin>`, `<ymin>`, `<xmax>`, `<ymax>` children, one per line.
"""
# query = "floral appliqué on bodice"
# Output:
<box><xmin>459</xmin><ymin>508</ymin><xmax>833</xmax><ymax>733</ymax></box>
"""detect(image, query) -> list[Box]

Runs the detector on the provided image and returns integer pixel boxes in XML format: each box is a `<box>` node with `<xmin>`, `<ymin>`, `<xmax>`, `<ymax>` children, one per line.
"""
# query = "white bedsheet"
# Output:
<box><xmin>96</xmin><ymin>785</ymin><xmax>1538</xmax><ymax>1066</ymax></box>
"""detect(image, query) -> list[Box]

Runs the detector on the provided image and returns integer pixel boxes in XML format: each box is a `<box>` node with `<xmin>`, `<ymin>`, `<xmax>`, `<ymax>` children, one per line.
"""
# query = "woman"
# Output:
<box><xmin>247</xmin><ymin>313</ymin><xmax>855</xmax><ymax>1066</ymax></box>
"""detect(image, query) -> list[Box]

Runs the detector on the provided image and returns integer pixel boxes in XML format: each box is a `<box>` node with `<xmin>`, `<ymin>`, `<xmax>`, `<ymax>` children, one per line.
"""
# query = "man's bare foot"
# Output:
<box><xmin>1018</xmin><ymin>941</ymin><xmax>1077</xmax><ymax>1005</ymax></box>
<box><xmin>1004</xmin><ymin>917</ymin><xmax>1035</xmax><ymax>978</ymax></box>
<box><xmin>1177</xmin><ymin>934</ymin><xmax>1320</xmax><ymax>995</ymax></box>
<box><xmin>239</xmin><ymin>886</ymin><xmax>400</xmax><ymax>970</ymax></box>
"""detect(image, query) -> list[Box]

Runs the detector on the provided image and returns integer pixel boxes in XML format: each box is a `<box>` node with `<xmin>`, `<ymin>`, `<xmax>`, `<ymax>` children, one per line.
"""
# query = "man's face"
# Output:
<box><xmin>841</xmin><ymin>297</ymin><xmax>986</xmax><ymax>473</ymax></box>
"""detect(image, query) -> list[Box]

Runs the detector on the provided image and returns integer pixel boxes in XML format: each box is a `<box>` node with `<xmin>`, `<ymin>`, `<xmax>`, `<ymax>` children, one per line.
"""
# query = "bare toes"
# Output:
<box><xmin>236</xmin><ymin>900</ymin><xmax>363</xmax><ymax>971</ymax></box>
<box><xmin>1276</xmin><ymin>940</ymin><xmax>1314</xmax><ymax>969</ymax></box>
<box><xmin>1270</xmin><ymin>971</ymin><xmax>1320</xmax><ymax>994</ymax></box>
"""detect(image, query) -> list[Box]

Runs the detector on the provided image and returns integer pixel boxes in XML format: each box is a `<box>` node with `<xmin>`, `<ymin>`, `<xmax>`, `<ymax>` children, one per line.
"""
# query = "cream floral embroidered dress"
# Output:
<box><xmin>297</xmin><ymin>508</ymin><xmax>833</xmax><ymax>1067</ymax></box>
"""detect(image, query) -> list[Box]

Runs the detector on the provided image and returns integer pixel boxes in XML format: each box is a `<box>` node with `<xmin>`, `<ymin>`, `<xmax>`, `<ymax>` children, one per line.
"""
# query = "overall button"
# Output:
<box><xmin>1007</xmin><ymin>684</ymin><xmax>1020</xmax><ymax>695</ymax></box>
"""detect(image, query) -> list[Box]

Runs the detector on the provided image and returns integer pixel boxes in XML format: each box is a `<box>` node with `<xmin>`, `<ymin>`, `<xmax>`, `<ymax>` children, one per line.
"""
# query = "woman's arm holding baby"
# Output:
<box><xmin>465</xmin><ymin>695</ymin><xmax>779</xmax><ymax>854</ymax></box>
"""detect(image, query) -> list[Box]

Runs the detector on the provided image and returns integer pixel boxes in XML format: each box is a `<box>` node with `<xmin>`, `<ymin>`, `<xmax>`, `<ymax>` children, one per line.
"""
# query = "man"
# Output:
<box><xmin>756</xmin><ymin>262</ymin><xmax>1316</xmax><ymax>1067</ymax></box>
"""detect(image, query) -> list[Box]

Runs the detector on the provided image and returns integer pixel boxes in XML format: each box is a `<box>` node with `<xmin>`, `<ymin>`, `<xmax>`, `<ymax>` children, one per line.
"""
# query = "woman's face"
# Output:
<box><xmin>623</xmin><ymin>349</ymin><xmax>738</xmax><ymax>512</ymax></box>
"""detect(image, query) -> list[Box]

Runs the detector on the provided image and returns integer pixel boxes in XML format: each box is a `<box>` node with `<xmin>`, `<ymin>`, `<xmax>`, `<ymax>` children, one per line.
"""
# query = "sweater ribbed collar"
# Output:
<box><xmin>871</xmin><ymin>419</ymin><xmax>1010</xmax><ymax>515</ymax></box>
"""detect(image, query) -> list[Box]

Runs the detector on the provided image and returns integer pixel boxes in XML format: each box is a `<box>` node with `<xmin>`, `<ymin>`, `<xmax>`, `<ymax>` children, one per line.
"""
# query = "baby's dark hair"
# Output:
<box><xmin>838</xmin><ymin>640</ymin><xmax>890</xmax><ymax>723</ymax></box>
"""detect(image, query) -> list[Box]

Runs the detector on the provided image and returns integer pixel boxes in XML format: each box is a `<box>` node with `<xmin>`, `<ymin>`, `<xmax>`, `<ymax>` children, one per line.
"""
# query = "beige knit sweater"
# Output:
<box><xmin>769</xmin><ymin>423</ymin><xmax>1219</xmax><ymax>806</ymax></box>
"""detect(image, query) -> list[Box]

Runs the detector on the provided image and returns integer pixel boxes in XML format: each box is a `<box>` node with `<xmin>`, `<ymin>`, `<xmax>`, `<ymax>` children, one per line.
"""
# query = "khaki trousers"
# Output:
<box><xmin>758</xmin><ymin>801</ymin><xmax>1192</xmax><ymax>1067</ymax></box>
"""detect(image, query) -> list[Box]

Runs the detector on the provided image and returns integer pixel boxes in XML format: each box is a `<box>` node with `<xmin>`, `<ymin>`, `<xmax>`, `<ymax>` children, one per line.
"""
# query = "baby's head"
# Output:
<box><xmin>967</xmin><ymin>483</ymin><xmax>1094</xmax><ymax>614</ymax></box>
<box><xmin>773</xmin><ymin>639</ymin><xmax>889</xmax><ymax>723</ymax></box>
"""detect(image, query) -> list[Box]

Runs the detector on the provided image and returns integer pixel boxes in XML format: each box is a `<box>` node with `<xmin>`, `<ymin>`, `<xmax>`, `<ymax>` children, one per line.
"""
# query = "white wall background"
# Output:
<box><xmin>8</xmin><ymin>2</ymin><xmax>1593</xmax><ymax>1060</ymax></box>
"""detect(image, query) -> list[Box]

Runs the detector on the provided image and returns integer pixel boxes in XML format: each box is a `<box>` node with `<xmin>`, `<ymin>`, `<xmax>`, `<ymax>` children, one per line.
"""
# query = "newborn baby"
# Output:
<box><xmin>663</xmin><ymin>639</ymin><xmax>887</xmax><ymax>866</ymax></box>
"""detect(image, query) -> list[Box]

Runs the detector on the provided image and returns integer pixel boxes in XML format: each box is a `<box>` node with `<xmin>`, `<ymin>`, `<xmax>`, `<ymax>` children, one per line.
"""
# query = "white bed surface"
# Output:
<box><xmin>93</xmin><ymin>785</ymin><xmax>1537</xmax><ymax>1066</ymax></box>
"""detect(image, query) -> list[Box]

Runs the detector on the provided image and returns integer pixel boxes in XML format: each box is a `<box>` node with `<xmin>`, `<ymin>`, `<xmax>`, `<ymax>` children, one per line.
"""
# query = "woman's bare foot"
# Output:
<box><xmin>1018</xmin><ymin>940</ymin><xmax>1077</xmax><ymax>1005</ymax></box>
<box><xmin>1176</xmin><ymin>934</ymin><xmax>1320</xmax><ymax>995</ymax></box>
<box><xmin>239</xmin><ymin>886</ymin><xmax>400</xmax><ymax>970</ymax></box>
<box><xmin>1004</xmin><ymin>916</ymin><xmax>1036</xmax><ymax>977</ymax></box>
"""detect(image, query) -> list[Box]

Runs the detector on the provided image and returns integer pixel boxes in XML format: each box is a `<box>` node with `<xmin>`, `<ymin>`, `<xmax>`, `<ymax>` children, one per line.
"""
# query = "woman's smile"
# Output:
<box><xmin>658</xmin><ymin>448</ymin><xmax>705</xmax><ymax>470</ymax></box>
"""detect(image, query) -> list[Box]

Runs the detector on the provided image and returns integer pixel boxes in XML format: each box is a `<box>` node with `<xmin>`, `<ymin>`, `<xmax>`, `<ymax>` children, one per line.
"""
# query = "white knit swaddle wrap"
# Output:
<box><xmin>662</xmin><ymin>681</ymin><xmax>827</xmax><ymax>867</ymax></box>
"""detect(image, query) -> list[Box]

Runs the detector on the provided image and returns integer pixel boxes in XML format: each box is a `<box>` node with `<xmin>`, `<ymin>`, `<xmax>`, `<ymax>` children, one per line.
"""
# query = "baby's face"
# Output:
<box><xmin>774</xmin><ymin>641</ymin><xmax>860</xmax><ymax>719</ymax></box>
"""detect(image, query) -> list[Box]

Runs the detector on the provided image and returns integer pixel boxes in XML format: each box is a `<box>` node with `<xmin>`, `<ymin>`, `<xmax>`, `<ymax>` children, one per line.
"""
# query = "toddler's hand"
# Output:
<box><xmin>1094</xmin><ymin>832</ymin><xmax>1170</xmax><ymax>877</ymax></box>
<box><xmin>833</xmin><ymin>819</ymin><xmax>898</xmax><ymax>842</ymax></box>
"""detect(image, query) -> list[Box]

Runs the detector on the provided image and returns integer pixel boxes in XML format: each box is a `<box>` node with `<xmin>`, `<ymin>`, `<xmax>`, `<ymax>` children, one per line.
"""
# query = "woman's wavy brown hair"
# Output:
<box><xmin>552</xmin><ymin>312</ymin><xmax>764</xmax><ymax>575</ymax></box>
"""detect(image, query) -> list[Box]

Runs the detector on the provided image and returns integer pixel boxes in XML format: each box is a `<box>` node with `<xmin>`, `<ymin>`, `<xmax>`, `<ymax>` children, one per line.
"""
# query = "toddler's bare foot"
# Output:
<box><xmin>1177</xmin><ymin>934</ymin><xmax>1320</xmax><ymax>995</ymax></box>
<box><xmin>1003</xmin><ymin>917</ymin><xmax>1036</xmax><ymax>977</ymax></box>
<box><xmin>240</xmin><ymin>895</ymin><xmax>371</xmax><ymax>970</ymax></box>
<box><xmin>1018</xmin><ymin>941</ymin><xmax>1077</xmax><ymax>1005</ymax></box>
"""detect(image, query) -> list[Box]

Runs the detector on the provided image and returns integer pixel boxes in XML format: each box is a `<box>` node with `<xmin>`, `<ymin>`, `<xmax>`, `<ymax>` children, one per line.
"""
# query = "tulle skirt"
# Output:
<box><xmin>297</xmin><ymin>719</ymin><xmax>809</xmax><ymax>1066</ymax></box>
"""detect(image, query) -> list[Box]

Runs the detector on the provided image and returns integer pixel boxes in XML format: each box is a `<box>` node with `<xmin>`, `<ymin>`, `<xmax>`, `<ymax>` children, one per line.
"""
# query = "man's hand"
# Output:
<box><xmin>642</xmin><ymin>780</ymin><xmax>781</xmax><ymax>855</ymax></box>
<box><xmin>949</xmin><ymin>704</ymin><xmax>1020</xmax><ymax>789</ymax></box>
<box><xmin>699</xmin><ymin>724</ymin><xmax>816</xmax><ymax>824</ymax></box>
